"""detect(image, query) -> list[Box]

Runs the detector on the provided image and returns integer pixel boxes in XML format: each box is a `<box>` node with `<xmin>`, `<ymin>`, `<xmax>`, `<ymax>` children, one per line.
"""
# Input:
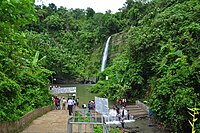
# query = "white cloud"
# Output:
<box><xmin>35</xmin><ymin>0</ymin><xmax>126</xmax><ymax>13</ymax></box>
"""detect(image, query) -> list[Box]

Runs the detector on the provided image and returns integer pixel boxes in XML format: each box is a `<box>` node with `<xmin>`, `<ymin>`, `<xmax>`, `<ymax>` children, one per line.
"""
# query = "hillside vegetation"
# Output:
<box><xmin>91</xmin><ymin>0</ymin><xmax>200</xmax><ymax>132</ymax></box>
<box><xmin>0</xmin><ymin>0</ymin><xmax>199</xmax><ymax>132</ymax></box>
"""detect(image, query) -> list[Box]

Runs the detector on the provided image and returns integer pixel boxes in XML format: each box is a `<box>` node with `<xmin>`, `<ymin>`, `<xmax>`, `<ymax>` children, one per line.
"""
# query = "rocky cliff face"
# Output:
<box><xmin>108</xmin><ymin>31</ymin><xmax>128</xmax><ymax>65</ymax></box>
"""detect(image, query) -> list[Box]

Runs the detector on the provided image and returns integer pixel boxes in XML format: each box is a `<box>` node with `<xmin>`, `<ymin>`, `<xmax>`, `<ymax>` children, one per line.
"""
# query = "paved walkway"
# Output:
<box><xmin>21</xmin><ymin>110</ymin><xmax>70</xmax><ymax>133</ymax></box>
<box><xmin>21</xmin><ymin>104</ymin><xmax>148</xmax><ymax>133</ymax></box>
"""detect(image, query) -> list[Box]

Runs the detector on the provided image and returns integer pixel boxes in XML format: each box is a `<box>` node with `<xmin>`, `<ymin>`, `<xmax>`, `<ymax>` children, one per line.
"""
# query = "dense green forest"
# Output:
<box><xmin>0</xmin><ymin>0</ymin><xmax>199</xmax><ymax>132</ymax></box>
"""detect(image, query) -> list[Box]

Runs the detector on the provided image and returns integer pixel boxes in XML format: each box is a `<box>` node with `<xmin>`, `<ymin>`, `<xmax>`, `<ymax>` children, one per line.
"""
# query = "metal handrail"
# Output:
<box><xmin>67</xmin><ymin>111</ymin><xmax>109</xmax><ymax>133</ymax></box>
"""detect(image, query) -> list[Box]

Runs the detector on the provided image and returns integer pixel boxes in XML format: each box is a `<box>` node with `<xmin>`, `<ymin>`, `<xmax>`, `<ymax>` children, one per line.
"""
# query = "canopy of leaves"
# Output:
<box><xmin>0</xmin><ymin>0</ymin><xmax>52</xmax><ymax>121</ymax></box>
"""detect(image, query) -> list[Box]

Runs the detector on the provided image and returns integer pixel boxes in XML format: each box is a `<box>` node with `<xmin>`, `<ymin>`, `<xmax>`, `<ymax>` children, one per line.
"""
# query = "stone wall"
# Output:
<box><xmin>0</xmin><ymin>105</ymin><xmax>53</xmax><ymax>133</ymax></box>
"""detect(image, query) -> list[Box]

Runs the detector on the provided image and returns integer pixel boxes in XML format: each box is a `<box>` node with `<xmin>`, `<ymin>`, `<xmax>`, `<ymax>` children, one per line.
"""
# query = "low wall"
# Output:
<box><xmin>135</xmin><ymin>100</ymin><xmax>149</xmax><ymax>113</ymax></box>
<box><xmin>0</xmin><ymin>105</ymin><xmax>53</xmax><ymax>133</ymax></box>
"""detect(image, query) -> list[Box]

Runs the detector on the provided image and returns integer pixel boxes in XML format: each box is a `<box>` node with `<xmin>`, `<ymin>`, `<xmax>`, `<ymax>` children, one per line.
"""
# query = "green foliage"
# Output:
<box><xmin>74</xmin><ymin>111</ymin><xmax>121</xmax><ymax>133</ymax></box>
<box><xmin>93</xmin><ymin>125</ymin><xmax>103</xmax><ymax>133</ymax></box>
<box><xmin>126</xmin><ymin>0</ymin><xmax>199</xmax><ymax>132</ymax></box>
<box><xmin>92</xmin><ymin>0</ymin><xmax>200</xmax><ymax>132</ymax></box>
<box><xmin>0</xmin><ymin>0</ymin><xmax>52</xmax><ymax>121</ymax></box>
<box><xmin>25</xmin><ymin>3</ymin><xmax>129</xmax><ymax>83</ymax></box>
<box><xmin>74</xmin><ymin>111</ymin><xmax>91</xmax><ymax>122</ymax></box>
<box><xmin>188</xmin><ymin>107</ymin><xmax>200</xmax><ymax>133</ymax></box>
<box><xmin>0</xmin><ymin>73</ymin><xmax>22</xmax><ymax>121</ymax></box>
<box><xmin>0</xmin><ymin>1</ymin><xmax>199</xmax><ymax>133</ymax></box>
<box><xmin>94</xmin><ymin>125</ymin><xmax>121</xmax><ymax>133</ymax></box>
<box><xmin>91</xmin><ymin>53</ymin><xmax>145</xmax><ymax>101</ymax></box>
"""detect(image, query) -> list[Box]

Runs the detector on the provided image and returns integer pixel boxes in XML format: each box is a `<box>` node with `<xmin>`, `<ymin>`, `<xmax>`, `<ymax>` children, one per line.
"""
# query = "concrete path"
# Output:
<box><xmin>21</xmin><ymin>110</ymin><xmax>70</xmax><ymax>133</ymax></box>
<box><xmin>21</xmin><ymin>104</ymin><xmax>148</xmax><ymax>133</ymax></box>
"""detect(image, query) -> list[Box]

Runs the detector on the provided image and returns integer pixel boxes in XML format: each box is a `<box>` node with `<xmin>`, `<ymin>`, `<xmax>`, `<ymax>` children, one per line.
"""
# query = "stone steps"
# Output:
<box><xmin>126</xmin><ymin>104</ymin><xmax>148</xmax><ymax>117</ymax></box>
<box><xmin>126</xmin><ymin>107</ymin><xmax>142</xmax><ymax>110</ymax></box>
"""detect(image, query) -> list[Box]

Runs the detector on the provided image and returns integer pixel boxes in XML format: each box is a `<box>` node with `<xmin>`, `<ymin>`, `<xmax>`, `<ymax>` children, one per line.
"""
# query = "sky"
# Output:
<box><xmin>35</xmin><ymin>0</ymin><xmax>127</xmax><ymax>13</ymax></box>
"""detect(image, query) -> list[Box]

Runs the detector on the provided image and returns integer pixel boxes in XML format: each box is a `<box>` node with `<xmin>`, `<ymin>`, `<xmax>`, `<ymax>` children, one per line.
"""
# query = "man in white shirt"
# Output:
<box><xmin>68</xmin><ymin>98</ymin><xmax>73</xmax><ymax>116</ymax></box>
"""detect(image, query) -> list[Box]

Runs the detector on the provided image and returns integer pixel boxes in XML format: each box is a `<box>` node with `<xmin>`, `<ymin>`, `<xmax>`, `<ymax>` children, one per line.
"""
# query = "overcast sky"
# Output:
<box><xmin>35</xmin><ymin>0</ymin><xmax>127</xmax><ymax>13</ymax></box>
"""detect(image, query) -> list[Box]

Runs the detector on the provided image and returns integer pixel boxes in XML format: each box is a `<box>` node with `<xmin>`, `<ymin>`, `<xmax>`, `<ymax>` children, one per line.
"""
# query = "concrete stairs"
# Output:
<box><xmin>126</xmin><ymin>104</ymin><xmax>148</xmax><ymax>118</ymax></box>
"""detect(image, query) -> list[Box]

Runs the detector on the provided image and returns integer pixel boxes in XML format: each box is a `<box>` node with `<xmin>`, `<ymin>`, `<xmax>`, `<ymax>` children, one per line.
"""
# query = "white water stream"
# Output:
<box><xmin>101</xmin><ymin>36</ymin><xmax>111</xmax><ymax>72</ymax></box>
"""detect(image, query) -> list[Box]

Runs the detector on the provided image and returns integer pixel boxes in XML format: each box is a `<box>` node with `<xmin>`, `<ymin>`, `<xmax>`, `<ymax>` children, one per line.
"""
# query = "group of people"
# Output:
<box><xmin>67</xmin><ymin>97</ymin><xmax>80</xmax><ymax>115</ymax></box>
<box><xmin>112</xmin><ymin>98</ymin><xmax>130</xmax><ymax>132</ymax></box>
<box><xmin>52</xmin><ymin>95</ymin><xmax>79</xmax><ymax>116</ymax></box>
<box><xmin>118</xmin><ymin>106</ymin><xmax>130</xmax><ymax>132</ymax></box>
<box><xmin>52</xmin><ymin>96</ymin><xmax>64</xmax><ymax>110</ymax></box>
<box><xmin>116</xmin><ymin>98</ymin><xmax>127</xmax><ymax>107</ymax></box>
<box><xmin>81</xmin><ymin>100</ymin><xmax>95</xmax><ymax>112</ymax></box>
<box><xmin>112</xmin><ymin>105</ymin><xmax>130</xmax><ymax>120</ymax></box>
<box><xmin>88</xmin><ymin>100</ymin><xmax>95</xmax><ymax>112</ymax></box>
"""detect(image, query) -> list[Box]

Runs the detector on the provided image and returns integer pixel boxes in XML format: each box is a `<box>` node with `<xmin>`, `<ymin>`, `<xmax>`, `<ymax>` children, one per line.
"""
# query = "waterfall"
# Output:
<box><xmin>101</xmin><ymin>36</ymin><xmax>111</xmax><ymax>72</ymax></box>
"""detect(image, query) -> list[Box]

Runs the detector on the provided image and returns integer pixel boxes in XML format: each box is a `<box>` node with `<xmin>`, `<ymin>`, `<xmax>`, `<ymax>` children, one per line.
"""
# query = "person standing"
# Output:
<box><xmin>127</xmin><ymin>110</ymin><xmax>130</xmax><ymax>120</ymax></box>
<box><xmin>73</xmin><ymin>97</ymin><xmax>76</xmax><ymax>106</ymax></box>
<box><xmin>52</xmin><ymin>95</ymin><xmax>55</xmax><ymax>104</ymax></box>
<box><xmin>121</xmin><ymin>106</ymin><xmax>125</xmax><ymax>118</ymax></box>
<box><xmin>62</xmin><ymin>97</ymin><xmax>67</xmax><ymax>110</ymax></box>
<box><xmin>68</xmin><ymin>98</ymin><xmax>73</xmax><ymax>116</ymax></box>
<box><xmin>91</xmin><ymin>101</ymin><xmax>95</xmax><ymax>110</ymax></box>
<box><xmin>119</xmin><ymin>98</ymin><xmax>122</xmax><ymax>106</ymax></box>
<box><xmin>52</xmin><ymin>95</ymin><xmax>55</xmax><ymax>109</ymax></box>
<box><xmin>76</xmin><ymin>98</ymin><xmax>79</xmax><ymax>107</ymax></box>
<box><xmin>121</xmin><ymin>116</ymin><xmax>125</xmax><ymax>133</ymax></box>
<box><xmin>116</xmin><ymin>107</ymin><xmax>121</xmax><ymax>121</ymax></box>
<box><xmin>122</xmin><ymin>98</ymin><xmax>127</xmax><ymax>107</ymax></box>
<box><xmin>88</xmin><ymin>101</ymin><xmax>91</xmax><ymax>112</ymax></box>
<box><xmin>54</xmin><ymin>96</ymin><xmax>59</xmax><ymax>110</ymax></box>
<box><xmin>124</xmin><ymin>98</ymin><xmax>127</xmax><ymax>107</ymax></box>
<box><xmin>57</xmin><ymin>98</ymin><xmax>61</xmax><ymax>110</ymax></box>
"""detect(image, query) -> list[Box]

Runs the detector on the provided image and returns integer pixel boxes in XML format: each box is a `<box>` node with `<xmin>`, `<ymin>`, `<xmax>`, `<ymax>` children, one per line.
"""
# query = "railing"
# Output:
<box><xmin>135</xmin><ymin>100</ymin><xmax>149</xmax><ymax>113</ymax></box>
<box><xmin>67</xmin><ymin>110</ymin><xmax>109</xmax><ymax>133</ymax></box>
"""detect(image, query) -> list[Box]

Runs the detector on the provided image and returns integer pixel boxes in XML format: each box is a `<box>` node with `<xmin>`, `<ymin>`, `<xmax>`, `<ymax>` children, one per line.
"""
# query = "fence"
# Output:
<box><xmin>67</xmin><ymin>110</ymin><xmax>109</xmax><ymax>133</ymax></box>
<box><xmin>0</xmin><ymin>105</ymin><xmax>53</xmax><ymax>133</ymax></box>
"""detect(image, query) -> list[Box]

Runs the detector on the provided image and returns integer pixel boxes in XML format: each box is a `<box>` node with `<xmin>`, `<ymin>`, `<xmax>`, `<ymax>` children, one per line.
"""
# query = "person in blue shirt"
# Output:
<box><xmin>88</xmin><ymin>101</ymin><xmax>91</xmax><ymax>112</ymax></box>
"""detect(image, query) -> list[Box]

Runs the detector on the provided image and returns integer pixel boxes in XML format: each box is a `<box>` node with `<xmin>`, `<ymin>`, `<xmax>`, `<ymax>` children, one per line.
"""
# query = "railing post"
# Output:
<box><xmin>67</xmin><ymin>118</ymin><xmax>72</xmax><ymax>133</ymax></box>
<box><xmin>90</xmin><ymin>110</ymin><xmax>94</xmax><ymax>133</ymax></box>
<box><xmin>103</xmin><ymin>124</ymin><xmax>109</xmax><ymax>133</ymax></box>
<box><xmin>78</xmin><ymin>124</ymin><xmax>82</xmax><ymax>133</ymax></box>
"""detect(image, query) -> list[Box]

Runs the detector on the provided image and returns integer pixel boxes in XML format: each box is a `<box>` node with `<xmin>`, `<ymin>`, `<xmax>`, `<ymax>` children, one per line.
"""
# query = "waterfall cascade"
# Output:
<box><xmin>101</xmin><ymin>36</ymin><xmax>111</xmax><ymax>72</ymax></box>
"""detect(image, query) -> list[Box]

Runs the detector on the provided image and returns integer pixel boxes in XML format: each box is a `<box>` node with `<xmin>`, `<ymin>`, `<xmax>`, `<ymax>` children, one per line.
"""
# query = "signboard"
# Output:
<box><xmin>95</xmin><ymin>96</ymin><xmax>109</xmax><ymax>115</ymax></box>
<box><xmin>51</xmin><ymin>87</ymin><xmax>76</xmax><ymax>94</ymax></box>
